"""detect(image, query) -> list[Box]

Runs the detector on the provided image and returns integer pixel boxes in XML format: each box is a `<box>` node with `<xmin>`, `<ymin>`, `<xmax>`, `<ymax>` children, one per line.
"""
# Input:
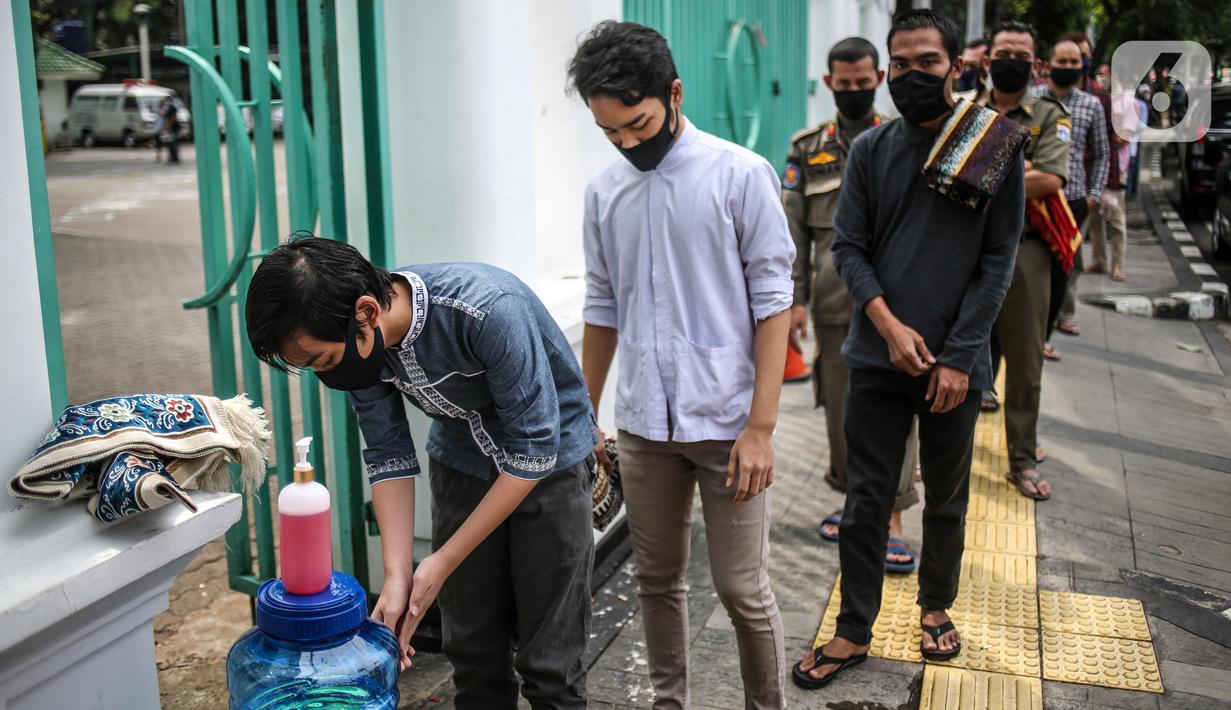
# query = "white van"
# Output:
<box><xmin>66</xmin><ymin>82</ymin><xmax>191</xmax><ymax>148</ymax></box>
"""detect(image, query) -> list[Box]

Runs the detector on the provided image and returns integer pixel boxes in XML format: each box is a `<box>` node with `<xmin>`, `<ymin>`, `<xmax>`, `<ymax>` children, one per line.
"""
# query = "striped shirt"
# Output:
<box><xmin>1034</xmin><ymin>85</ymin><xmax>1110</xmax><ymax>201</ymax></box>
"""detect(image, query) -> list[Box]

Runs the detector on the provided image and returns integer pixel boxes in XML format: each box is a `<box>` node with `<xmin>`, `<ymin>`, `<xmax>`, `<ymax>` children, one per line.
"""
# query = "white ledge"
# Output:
<box><xmin>0</xmin><ymin>490</ymin><xmax>242</xmax><ymax>655</ymax></box>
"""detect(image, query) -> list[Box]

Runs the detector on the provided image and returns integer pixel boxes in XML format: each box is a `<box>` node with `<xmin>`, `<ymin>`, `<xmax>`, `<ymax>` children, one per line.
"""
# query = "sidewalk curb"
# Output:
<box><xmin>1083</xmin><ymin>150</ymin><xmax>1228</xmax><ymax>320</ymax></box>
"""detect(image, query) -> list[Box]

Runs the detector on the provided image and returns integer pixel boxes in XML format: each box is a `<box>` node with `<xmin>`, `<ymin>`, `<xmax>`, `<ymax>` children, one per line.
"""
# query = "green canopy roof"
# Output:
<box><xmin>36</xmin><ymin>38</ymin><xmax>103</xmax><ymax>80</ymax></box>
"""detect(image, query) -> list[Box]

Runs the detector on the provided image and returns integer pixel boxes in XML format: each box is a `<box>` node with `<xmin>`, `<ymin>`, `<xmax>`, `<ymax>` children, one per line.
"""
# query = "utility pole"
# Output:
<box><xmin>967</xmin><ymin>0</ymin><xmax>985</xmax><ymax>41</ymax></box>
<box><xmin>134</xmin><ymin>3</ymin><xmax>151</xmax><ymax>81</ymax></box>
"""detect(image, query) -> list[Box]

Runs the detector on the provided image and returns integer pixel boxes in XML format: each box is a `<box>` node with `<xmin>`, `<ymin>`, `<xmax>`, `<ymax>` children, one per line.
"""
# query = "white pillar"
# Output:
<box><xmin>0</xmin><ymin>0</ymin><xmax>53</xmax><ymax>453</ymax></box>
<box><xmin>0</xmin><ymin>7</ymin><xmax>242</xmax><ymax>710</ymax></box>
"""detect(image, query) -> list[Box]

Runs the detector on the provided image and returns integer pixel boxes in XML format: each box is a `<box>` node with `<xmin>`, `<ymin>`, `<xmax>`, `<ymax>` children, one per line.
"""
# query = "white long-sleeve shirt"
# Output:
<box><xmin>583</xmin><ymin>120</ymin><xmax>795</xmax><ymax>443</ymax></box>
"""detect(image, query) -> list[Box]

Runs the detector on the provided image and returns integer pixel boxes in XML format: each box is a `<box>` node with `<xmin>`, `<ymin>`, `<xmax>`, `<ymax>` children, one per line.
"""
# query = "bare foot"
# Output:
<box><xmin>921</xmin><ymin>609</ymin><xmax>961</xmax><ymax>654</ymax></box>
<box><xmin>799</xmin><ymin>637</ymin><xmax>870</xmax><ymax>682</ymax></box>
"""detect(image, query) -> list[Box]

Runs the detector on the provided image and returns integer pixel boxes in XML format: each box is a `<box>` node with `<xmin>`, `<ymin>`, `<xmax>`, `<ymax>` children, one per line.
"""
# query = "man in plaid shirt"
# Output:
<box><xmin>1033</xmin><ymin>37</ymin><xmax>1108</xmax><ymax>362</ymax></box>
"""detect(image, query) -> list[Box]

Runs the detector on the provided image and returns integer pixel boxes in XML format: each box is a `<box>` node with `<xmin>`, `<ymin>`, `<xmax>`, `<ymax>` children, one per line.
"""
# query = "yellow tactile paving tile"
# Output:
<box><xmin>808</xmin><ymin>380</ymin><xmax>1167</xmax><ymax>696</ymax></box>
<box><xmin>1038</xmin><ymin>591</ymin><xmax>1152</xmax><ymax>641</ymax></box>
<box><xmin>814</xmin><ymin>600</ymin><xmax>922</xmax><ymax>663</ymax></box>
<box><xmin>966</xmin><ymin>494</ymin><xmax>1035</xmax><ymax>525</ymax></box>
<box><xmin>969</xmin><ymin>476</ymin><xmax>1019</xmax><ymax>498</ymax></box>
<box><xmin>962</xmin><ymin>551</ymin><xmax>1037</xmax><ymax>588</ymax></box>
<box><xmin>974</xmin><ymin>428</ymin><xmax>1005</xmax><ymax>452</ymax></box>
<box><xmin>972</xmin><ymin>448</ymin><xmax>1010</xmax><ymax>473</ymax></box>
<box><xmin>965</xmin><ymin>520</ymin><xmax>1037</xmax><ymax>557</ymax></box>
<box><xmin>920</xmin><ymin>666</ymin><xmax>1043</xmax><ymax>710</ymax></box>
<box><xmin>930</xmin><ymin>620</ymin><xmax>1041</xmax><ymax>677</ymax></box>
<box><xmin>1042</xmin><ymin>631</ymin><xmax>1164</xmax><ymax>693</ymax></box>
<box><xmin>950</xmin><ymin>582</ymin><xmax>1039</xmax><ymax>629</ymax></box>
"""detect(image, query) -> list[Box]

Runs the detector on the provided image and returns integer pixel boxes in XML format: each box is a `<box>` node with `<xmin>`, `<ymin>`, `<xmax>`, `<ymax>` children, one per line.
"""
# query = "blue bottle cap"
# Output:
<box><xmin>256</xmin><ymin>571</ymin><xmax>368</xmax><ymax>642</ymax></box>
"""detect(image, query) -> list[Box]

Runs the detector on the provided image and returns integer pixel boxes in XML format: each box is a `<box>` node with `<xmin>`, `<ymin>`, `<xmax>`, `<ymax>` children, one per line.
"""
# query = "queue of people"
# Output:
<box><xmin>240</xmin><ymin>9</ymin><xmax>1138</xmax><ymax>709</ymax></box>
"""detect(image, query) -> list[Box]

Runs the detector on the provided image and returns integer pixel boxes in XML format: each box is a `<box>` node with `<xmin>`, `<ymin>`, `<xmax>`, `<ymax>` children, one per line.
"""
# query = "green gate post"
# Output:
<box><xmin>183</xmin><ymin>0</ymin><xmax>252</xmax><ymax>591</ymax></box>
<box><xmin>172</xmin><ymin>0</ymin><xmax>389</xmax><ymax>601</ymax></box>
<box><xmin>245</xmin><ymin>0</ymin><xmax>297</xmax><ymax>586</ymax></box>
<box><xmin>307</xmin><ymin>0</ymin><xmax>369</xmax><ymax>585</ymax></box>
<box><xmin>12</xmin><ymin>0</ymin><xmax>68</xmax><ymax>414</ymax></box>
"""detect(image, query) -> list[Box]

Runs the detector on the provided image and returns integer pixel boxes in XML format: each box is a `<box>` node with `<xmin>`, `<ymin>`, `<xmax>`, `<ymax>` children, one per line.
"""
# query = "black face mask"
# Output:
<box><xmin>833</xmin><ymin>88</ymin><xmax>876</xmax><ymax>121</ymax></box>
<box><xmin>956</xmin><ymin>67</ymin><xmax>980</xmax><ymax>92</ymax></box>
<box><xmin>990</xmin><ymin>58</ymin><xmax>1033</xmax><ymax>93</ymax></box>
<box><xmin>888</xmin><ymin>70</ymin><xmax>951</xmax><ymax>125</ymax></box>
<box><xmin>1050</xmin><ymin>66</ymin><xmax>1081</xmax><ymax>88</ymax></box>
<box><xmin>314</xmin><ymin>317</ymin><xmax>386</xmax><ymax>391</ymax></box>
<box><xmin>617</xmin><ymin>105</ymin><xmax>678</xmax><ymax>172</ymax></box>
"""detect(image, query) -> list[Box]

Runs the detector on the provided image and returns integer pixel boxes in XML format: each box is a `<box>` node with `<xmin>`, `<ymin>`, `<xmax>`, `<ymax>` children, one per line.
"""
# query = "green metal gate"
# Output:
<box><xmin>624</xmin><ymin>0</ymin><xmax>809</xmax><ymax>171</ymax></box>
<box><xmin>168</xmin><ymin>0</ymin><xmax>389</xmax><ymax>598</ymax></box>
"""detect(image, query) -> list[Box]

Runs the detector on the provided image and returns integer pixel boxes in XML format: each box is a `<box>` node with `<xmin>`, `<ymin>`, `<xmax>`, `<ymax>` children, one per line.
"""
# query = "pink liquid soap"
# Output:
<box><xmin>280</xmin><ymin>509</ymin><xmax>333</xmax><ymax>595</ymax></box>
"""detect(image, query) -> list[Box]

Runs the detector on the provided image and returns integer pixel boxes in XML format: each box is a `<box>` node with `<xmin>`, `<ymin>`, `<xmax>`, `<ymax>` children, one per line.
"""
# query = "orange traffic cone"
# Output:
<box><xmin>784</xmin><ymin>342</ymin><xmax>811</xmax><ymax>383</ymax></box>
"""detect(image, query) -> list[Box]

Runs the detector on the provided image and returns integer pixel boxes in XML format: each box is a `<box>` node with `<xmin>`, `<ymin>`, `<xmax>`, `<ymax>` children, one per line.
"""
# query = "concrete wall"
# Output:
<box><xmin>806</xmin><ymin>0</ymin><xmax>896</xmax><ymax>126</ymax></box>
<box><xmin>382</xmin><ymin>0</ymin><xmax>620</xmax><ymax>287</ymax></box>
<box><xmin>1</xmin><ymin>2</ymin><xmax>54</xmax><ymax>477</ymax></box>
<box><xmin>366</xmin><ymin>0</ymin><xmax>621</xmax><ymax>565</ymax></box>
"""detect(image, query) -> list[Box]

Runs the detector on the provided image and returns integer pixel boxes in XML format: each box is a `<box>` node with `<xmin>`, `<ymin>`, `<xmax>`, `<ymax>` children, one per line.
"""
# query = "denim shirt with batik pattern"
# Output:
<box><xmin>347</xmin><ymin>263</ymin><xmax>598</xmax><ymax>484</ymax></box>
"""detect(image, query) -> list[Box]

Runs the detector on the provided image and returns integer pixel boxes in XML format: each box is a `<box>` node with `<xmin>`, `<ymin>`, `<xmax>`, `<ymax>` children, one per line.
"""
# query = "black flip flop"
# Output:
<box><xmin>921</xmin><ymin>620</ymin><xmax>962</xmax><ymax>661</ymax></box>
<box><xmin>791</xmin><ymin>645</ymin><xmax>868</xmax><ymax>690</ymax></box>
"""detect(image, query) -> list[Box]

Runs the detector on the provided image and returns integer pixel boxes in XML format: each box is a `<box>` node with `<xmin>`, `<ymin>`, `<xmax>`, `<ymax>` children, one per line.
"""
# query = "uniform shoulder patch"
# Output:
<box><xmin>1056</xmin><ymin>121</ymin><xmax>1071</xmax><ymax>143</ymax></box>
<box><xmin>783</xmin><ymin>161</ymin><xmax>801</xmax><ymax>189</ymax></box>
<box><xmin>808</xmin><ymin>150</ymin><xmax>837</xmax><ymax>166</ymax></box>
<box><xmin>790</xmin><ymin>125</ymin><xmax>822</xmax><ymax>144</ymax></box>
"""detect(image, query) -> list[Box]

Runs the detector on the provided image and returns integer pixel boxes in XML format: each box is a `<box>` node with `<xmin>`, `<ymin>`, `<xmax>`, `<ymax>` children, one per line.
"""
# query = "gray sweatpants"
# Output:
<box><xmin>430</xmin><ymin>457</ymin><xmax>594</xmax><ymax>710</ymax></box>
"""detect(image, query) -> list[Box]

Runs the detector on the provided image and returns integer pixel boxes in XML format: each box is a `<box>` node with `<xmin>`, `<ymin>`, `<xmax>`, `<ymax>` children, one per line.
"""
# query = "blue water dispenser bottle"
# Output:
<box><xmin>226</xmin><ymin>571</ymin><xmax>400</xmax><ymax>709</ymax></box>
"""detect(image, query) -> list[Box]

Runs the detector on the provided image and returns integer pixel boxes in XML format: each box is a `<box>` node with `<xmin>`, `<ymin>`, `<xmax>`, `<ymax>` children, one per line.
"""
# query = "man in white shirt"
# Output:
<box><xmin>568</xmin><ymin>21</ymin><xmax>795</xmax><ymax>710</ymax></box>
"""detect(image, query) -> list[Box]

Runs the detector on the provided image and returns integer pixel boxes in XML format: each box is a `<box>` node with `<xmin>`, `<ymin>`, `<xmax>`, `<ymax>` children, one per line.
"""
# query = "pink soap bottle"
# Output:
<box><xmin>278</xmin><ymin>436</ymin><xmax>333</xmax><ymax>595</ymax></box>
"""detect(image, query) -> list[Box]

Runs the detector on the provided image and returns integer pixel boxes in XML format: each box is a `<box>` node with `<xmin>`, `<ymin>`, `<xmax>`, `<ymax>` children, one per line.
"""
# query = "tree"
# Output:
<box><xmin>31</xmin><ymin>0</ymin><xmax>182</xmax><ymax>51</ymax></box>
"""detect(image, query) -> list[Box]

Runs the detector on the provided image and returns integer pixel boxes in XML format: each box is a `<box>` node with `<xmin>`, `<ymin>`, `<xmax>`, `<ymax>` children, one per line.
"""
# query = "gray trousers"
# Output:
<box><xmin>816</xmin><ymin>323</ymin><xmax>920</xmax><ymax>511</ymax></box>
<box><xmin>617</xmin><ymin>431</ymin><xmax>786</xmax><ymax>710</ymax></box>
<box><xmin>430</xmin><ymin>458</ymin><xmax>594</xmax><ymax>710</ymax></box>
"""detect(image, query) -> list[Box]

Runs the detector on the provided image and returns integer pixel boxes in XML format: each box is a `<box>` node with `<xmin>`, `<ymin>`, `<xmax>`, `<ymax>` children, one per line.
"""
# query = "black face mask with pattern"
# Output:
<box><xmin>314</xmin><ymin>317</ymin><xmax>386</xmax><ymax>391</ymax></box>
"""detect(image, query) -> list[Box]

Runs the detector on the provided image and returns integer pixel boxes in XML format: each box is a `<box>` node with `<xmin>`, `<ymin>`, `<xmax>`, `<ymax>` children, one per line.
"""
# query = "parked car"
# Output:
<box><xmin>66</xmin><ymin>82</ymin><xmax>191</xmax><ymax>148</ymax></box>
<box><xmin>1174</xmin><ymin>84</ymin><xmax>1231</xmax><ymax>218</ymax></box>
<box><xmin>1212</xmin><ymin>154</ymin><xmax>1231</xmax><ymax>260</ymax></box>
<box><xmin>217</xmin><ymin>105</ymin><xmax>283</xmax><ymax>136</ymax></box>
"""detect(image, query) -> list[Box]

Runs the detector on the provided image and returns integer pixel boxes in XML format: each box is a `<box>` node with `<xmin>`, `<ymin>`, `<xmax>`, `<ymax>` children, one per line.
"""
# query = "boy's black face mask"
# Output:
<box><xmin>314</xmin><ymin>317</ymin><xmax>386</xmax><ymax>391</ymax></box>
<box><xmin>618</xmin><ymin>104</ymin><xmax>678</xmax><ymax>172</ymax></box>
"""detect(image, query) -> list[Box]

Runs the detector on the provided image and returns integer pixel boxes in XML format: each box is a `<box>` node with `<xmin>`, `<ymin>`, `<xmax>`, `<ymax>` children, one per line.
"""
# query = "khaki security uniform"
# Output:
<box><xmin>782</xmin><ymin>113</ymin><xmax>919</xmax><ymax>512</ymax></box>
<box><xmin>983</xmin><ymin>91</ymin><xmax>1071</xmax><ymax>475</ymax></box>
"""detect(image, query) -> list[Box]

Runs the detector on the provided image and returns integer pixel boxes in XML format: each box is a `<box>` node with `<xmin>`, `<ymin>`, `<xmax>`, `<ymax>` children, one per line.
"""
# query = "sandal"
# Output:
<box><xmin>980</xmin><ymin>391</ymin><xmax>1000</xmax><ymax>412</ymax></box>
<box><xmin>818</xmin><ymin>510</ymin><xmax>842</xmax><ymax>542</ymax></box>
<box><xmin>1057</xmin><ymin>320</ymin><xmax>1080</xmax><ymax>336</ymax></box>
<box><xmin>1007</xmin><ymin>469</ymin><xmax>1051</xmax><ymax>500</ymax></box>
<box><xmin>886</xmin><ymin>536</ymin><xmax>917</xmax><ymax>574</ymax></box>
<box><xmin>921</xmin><ymin>620</ymin><xmax>963</xmax><ymax>661</ymax></box>
<box><xmin>1043</xmin><ymin>344</ymin><xmax>1061</xmax><ymax>361</ymax></box>
<box><xmin>791</xmin><ymin>645</ymin><xmax>869</xmax><ymax>690</ymax></box>
<box><xmin>1085</xmin><ymin>262</ymin><xmax>1107</xmax><ymax>274</ymax></box>
<box><xmin>1111</xmin><ymin>267</ymin><xmax>1126</xmax><ymax>282</ymax></box>
<box><xmin>1036</xmin><ymin>446</ymin><xmax>1047</xmax><ymax>464</ymax></box>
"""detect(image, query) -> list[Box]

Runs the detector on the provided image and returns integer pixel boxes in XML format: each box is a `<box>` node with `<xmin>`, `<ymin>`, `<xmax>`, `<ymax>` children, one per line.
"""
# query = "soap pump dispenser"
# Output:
<box><xmin>277</xmin><ymin>437</ymin><xmax>332</xmax><ymax>595</ymax></box>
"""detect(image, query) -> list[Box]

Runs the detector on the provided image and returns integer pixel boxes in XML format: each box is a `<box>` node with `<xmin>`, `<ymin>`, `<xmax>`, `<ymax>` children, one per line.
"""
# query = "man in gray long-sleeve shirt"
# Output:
<box><xmin>794</xmin><ymin>8</ymin><xmax>1024</xmax><ymax>691</ymax></box>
